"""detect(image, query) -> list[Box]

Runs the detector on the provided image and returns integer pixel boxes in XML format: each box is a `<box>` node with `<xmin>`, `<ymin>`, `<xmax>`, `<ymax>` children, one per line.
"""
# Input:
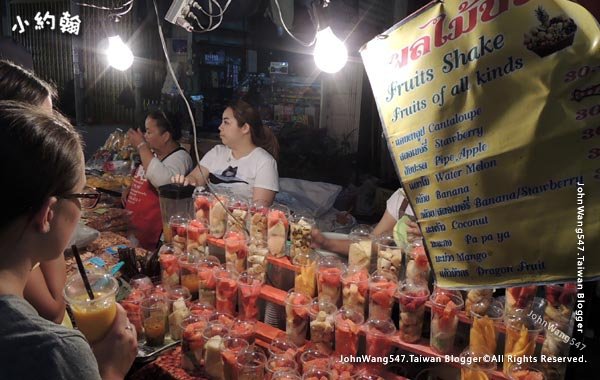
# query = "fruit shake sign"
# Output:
<box><xmin>360</xmin><ymin>0</ymin><xmax>600</xmax><ymax>288</ymax></box>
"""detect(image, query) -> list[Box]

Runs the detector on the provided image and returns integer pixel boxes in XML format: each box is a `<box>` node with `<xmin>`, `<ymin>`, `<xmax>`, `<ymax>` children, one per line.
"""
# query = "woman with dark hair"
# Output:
<box><xmin>175</xmin><ymin>99</ymin><xmax>280</xmax><ymax>205</ymax></box>
<box><xmin>124</xmin><ymin>110</ymin><xmax>193</xmax><ymax>249</ymax></box>
<box><xmin>0</xmin><ymin>101</ymin><xmax>137</xmax><ymax>379</ymax></box>
<box><xmin>0</xmin><ymin>59</ymin><xmax>55</xmax><ymax>107</ymax></box>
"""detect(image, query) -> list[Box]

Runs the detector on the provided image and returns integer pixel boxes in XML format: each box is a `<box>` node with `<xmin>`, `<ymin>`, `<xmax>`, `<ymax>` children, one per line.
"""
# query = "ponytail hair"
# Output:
<box><xmin>228</xmin><ymin>99</ymin><xmax>279</xmax><ymax>160</ymax></box>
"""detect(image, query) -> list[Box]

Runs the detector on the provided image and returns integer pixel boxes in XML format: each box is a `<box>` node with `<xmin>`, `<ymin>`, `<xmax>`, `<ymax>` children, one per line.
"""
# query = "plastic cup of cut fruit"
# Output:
<box><xmin>503</xmin><ymin>310</ymin><xmax>542</xmax><ymax>375</ymax></box>
<box><xmin>293</xmin><ymin>250</ymin><xmax>318</xmax><ymax>298</ymax></box>
<box><xmin>180</xmin><ymin>314</ymin><xmax>209</xmax><ymax>373</ymax></box>
<box><xmin>186</xmin><ymin>218</ymin><xmax>209</xmax><ymax>257</ymax></box>
<box><xmin>220</xmin><ymin>335</ymin><xmax>250</xmax><ymax>380</ymax></box>
<box><xmin>166</xmin><ymin>285</ymin><xmax>192</xmax><ymax>314</ymax></box>
<box><xmin>266</xmin><ymin>354</ymin><xmax>299</xmax><ymax>380</ymax></box>
<box><xmin>316</xmin><ymin>255</ymin><xmax>345</xmax><ymax>305</ymax></box>
<box><xmin>365</xmin><ymin>319</ymin><xmax>396</xmax><ymax>361</ymax></box>
<box><xmin>178</xmin><ymin>253</ymin><xmax>202</xmax><ymax>299</ymax></box>
<box><xmin>229</xmin><ymin>318</ymin><xmax>256</xmax><ymax>344</ymax></box>
<box><xmin>405</xmin><ymin>239</ymin><xmax>430</xmax><ymax>286</ymax></box>
<box><xmin>227</xmin><ymin>196</ymin><xmax>249</xmax><ymax>234</ymax></box>
<box><xmin>302</xmin><ymin>368</ymin><xmax>332</xmax><ymax>380</ymax></box>
<box><xmin>193</xmin><ymin>190</ymin><xmax>212</xmax><ymax>221</ymax></box>
<box><xmin>330</xmin><ymin>357</ymin><xmax>357</xmax><ymax>380</ymax></box>
<box><xmin>272</xmin><ymin>371</ymin><xmax>302</xmax><ymax>380</ymax></box>
<box><xmin>169</xmin><ymin>215</ymin><xmax>189</xmax><ymax>252</ymax></box>
<box><xmin>215</xmin><ymin>268</ymin><xmax>239</xmax><ymax>316</ymax></box>
<box><xmin>397</xmin><ymin>281</ymin><xmax>430</xmax><ymax>343</ymax></box>
<box><xmin>197</xmin><ymin>256</ymin><xmax>221</xmax><ymax>307</ymax></box>
<box><xmin>249</xmin><ymin>200</ymin><xmax>270</xmax><ymax>243</ymax></box>
<box><xmin>505</xmin><ymin>285</ymin><xmax>537</xmax><ymax>317</ymax></box>
<box><xmin>470</xmin><ymin>300</ymin><xmax>503</xmax><ymax>358</ymax></box>
<box><xmin>544</xmin><ymin>283</ymin><xmax>576</xmax><ymax>325</ymax></box>
<box><xmin>202</xmin><ymin>322</ymin><xmax>230</xmax><ymax>379</ymax></box>
<box><xmin>141</xmin><ymin>294</ymin><xmax>169</xmax><ymax>346</ymax></box>
<box><xmin>129</xmin><ymin>274</ymin><xmax>154</xmax><ymax>296</ymax></box>
<box><xmin>348</xmin><ymin>229</ymin><xmax>373</xmax><ymax>271</ymax></box>
<box><xmin>120</xmin><ymin>292</ymin><xmax>144</xmax><ymax>341</ymax></box>
<box><xmin>285</xmin><ymin>290</ymin><xmax>311</xmax><ymax>346</ymax></box>
<box><xmin>341</xmin><ymin>266</ymin><xmax>369</xmax><ymax>317</ymax></box>
<box><xmin>237</xmin><ymin>346</ymin><xmax>268</xmax><ymax>380</ymax></box>
<box><xmin>247</xmin><ymin>238</ymin><xmax>269</xmax><ymax>282</ymax></box>
<box><xmin>209</xmin><ymin>311</ymin><xmax>236</xmax><ymax>329</ymax></box>
<box><xmin>430</xmin><ymin>290</ymin><xmax>464</xmax><ymax>354</ymax></box>
<box><xmin>300</xmin><ymin>349</ymin><xmax>332</xmax><ymax>374</ymax></box>
<box><xmin>507</xmin><ymin>363</ymin><xmax>546</xmax><ymax>380</ymax></box>
<box><xmin>268</xmin><ymin>332</ymin><xmax>299</xmax><ymax>359</ymax></box>
<box><xmin>159</xmin><ymin>243</ymin><xmax>182</xmax><ymax>287</ymax></box>
<box><xmin>308</xmin><ymin>298</ymin><xmax>337</xmax><ymax>348</ymax></box>
<box><xmin>459</xmin><ymin>348</ymin><xmax>496</xmax><ymax>380</ymax></box>
<box><xmin>224</xmin><ymin>230</ymin><xmax>248</xmax><ymax>274</ymax></box>
<box><xmin>189</xmin><ymin>301</ymin><xmax>215</xmax><ymax>319</ymax></box>
<box><xmin>267</xmin><ymin>204</ymin><xmax>290</xmax><ymax>258</ymax></box>
<box><xmin>209</xmin><ymin>193</ymin><xmax>229</xmax><ymax>239</ymax></box>
<box><xmin>334</xmin><ymin>307</ymin><xmax>364</xmax><ymax>357</ymax></box>
<box><xmin>289</xmin><ymin>214</ymin><xmax>315</xmax><ymax>260</ymax></box>
<box><xmin>375</xmin><ymin>234</ymin><xmax>403</xmax><ymax>279</ymax></box>
<box><xmin>238</xmin><ymin>271</ymin><xmax>263</xmax><ymax>321</ymax></box>
<box><xmin>368</xmin><ymin>270</ymin><xmax>397</xmax><ymax>320</ymax></box>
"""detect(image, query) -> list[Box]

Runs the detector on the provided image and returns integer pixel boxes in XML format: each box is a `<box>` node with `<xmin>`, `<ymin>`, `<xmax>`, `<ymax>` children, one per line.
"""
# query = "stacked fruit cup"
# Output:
<box><xmin>247</xmin><ymin>238</ymin><xmax>269</xmax><ymax>282</ymax></box>
<box><xmin>541</xmin><ymin>318</ymin><xmax>571</xmax><ymax>380</ymax></box>
<box><xmin>430</xmin><ymin>290</ymin><xmax>464</xmax><ymax>354</ymax></box>
<box><xmin>469</xmin><ymin>300</ymin><xmax>504</xmax><ymax>360</ymax></box>
<box><xmin>317</xmin><ymin>256</ymin><xmax>345</xmax><ymax>306</ymax></box>
<box><xmin>189</xmin><ymin>301</ymin><xmax>215</xmax><ymax>320</ymax></box>
<box><xmin>238</xmin><ymin>271</ymin><xmax>263</xmax><ymax>321</ymax></box>
<box><xmin>229</xmin><ymin>318</ymin><xmax>256</xmax><ymax>345</ymax></box>
<box><xmin>293</xmin><ymin>250</ymin><xmax>318</xmax><ymax>298</ymax></box>
<box><xmin>193</xmin><ymin>190</ymin><xmax>212</xmax><ymax>222</ymax></box>
<box><xmin>268</xmin><ymin>332</ymin><xmax>298</xmax><ymax>360</ymax></box>
<box><xmin>266</xmin><ymin>354</ymin><xmax>299</xmax><ymax>380</ymax></box>
<box><xmin>180</xmin><ymin>314</ymin><xmax>209</xmax><ymax>373</ymax></box>
<box><xmin>267</xmin><ymin>204</ymin><xmax>290</xmax><ymax>258</ymax></box>
<box><xmin>237</xmin><ymin>347</ymin><xmax>268</xmax><ymax>380</ymax></box>
<box><xmin>368</xmin><ymin>270</ymin><xmax>398</xmax><ymax>320</ymax></box>
<box><xmin>503</xmin><ymin>310</ymin><xmax>542</xmax><ymax>375</ymax></box>
<box><xmin>334</xmin><ymin>307</ymin><xmax>364</xmax><ymax>357</ymax></box>
<box><xmin>544</xmin><ymin>283</ymin><xmax>576</xmax><ymax>325</ymax></box>
<box><xmin>169</xmin><ymin>215</ymin><xmax>189</xmax><ymax>252</ymax></box>
<box><xmin>159</xmin><ymin>243</ymin><xmax>182</xmax><ymax>287</ymax></box>
<box><xmin>365</xmin><ymin>319</ymin><xmax>396</xmax><ymax>366</ymax></box>
<box><xmin>202</xmin><ymin>323</ymin><xmax>230</xmax><ymax>380</ymax></box>
<box><xmin>120</xmin><ymin>289</ymin><xmax>144</xmax><ymax>341</ymax></box>
<box><xmin>220</xmin><ymin>336</ymin><xmax>250</xmax><ymax>380</ymax></box>
<box><xmin>129</xmin><ymin>275</ymin><xmax>154</xmax><ymax>296</ymax></box>
<box><xmin>303</xmin><ymin>368</ymin><xmax>332</xmax><ymax>380</ymax></box>
<box><xmin>272</xmin><ymin>372</ymin><xmax>301</xmax><ymax>380</ymax></box>
<box><xmin>405</xmin><ymin>239</ymin><xmax>430</xmax><ymax>287</ymax></box>
<box><xmin>285</xmin><ymin>290</ymin><xmax>311</xmax><ymax>346</ymax></box>
<box><xmin>249</xmin><ymin>200</ymin><xmax>269</xmax><ymax>243</ymax></box>
<box><xmin>341</xmin><ymin>266</ymin><xmax>369</xmax><ymax>317</ymax></box>
<box><xmin>347</xmin><ymin>228</ymin><xmax>373</xmax><ymax>271</ymax></box>
<box><xmin>505</xmin><ymin>285</ymin><xmax>538</xmax><ymax>317</ymax></box>
<box><xmin>209</xmin><ymin>311</ymin><xmax>236</xmax><ymax>329</ymax></box>
<box><xmin>224</xmin><ymin>230</ymin><xmax>248</xmax><ymax>275</ymax></box>
<box><xmin>215</xmin><ymin>268</ymin><xmax>239</xmax><ymax>316</ymax></box>
<box><xmin>179</xmin><ymin>252</ymin><xmax>202</xmax><ymax>300</ymax></box>
<box><xmin>459</xmin><ymin>348</ymin><xmax>496</xmax><ymax>380</ymax></box>
<box><xmin>507</xmin><ymin>363</ymin><xmax>546</xmax><ymax>380</ymax></box>
<box><xmin>197</xmin><ymin>256</ymin><xmax>221</xmax><ymax>307</ymax></box>
<box><xmin>465</xmin><ymin>289</ymin><xmax>494</xmax><ymax>318</ymax></box>
<box><xmin>141</xmin><ymin>294</ymin><xmax>169</xmax><ymax>347</ymax></box>
<box><xmin>397</xmin><ymin>281</ymin><xmax>430</xmax><ymax>343</ymax></box>
<box><xmin>227</xmin><ymin>196</ymin><xmax>249</xmax><ymax>235</ymax></box>
<box><xmin>308</xmin><ymin>298</ymin><xmax>337</xmax><ymax>349</ymax></box>
<box><xmin>165</xmin><ymin>285</ymin><xmax>191</xmax><ymax>339</ymax></box>
<box><xmin>289</xmin><ymin>214</ymin><xmax>315</xmax><ymax>260</ymax></box>
<box><xmin>300</xmin><ymin>349</ymin><xmax>332</xmax><ymax>374</ymax></box>
<box><xmin>375</xmin><ymin>234</ymin><xmax>403</xmax><ymax>279</ymax></box>
<box><xmin>331</xmin><ymin>357</ymin><xmax>358</xmax><ymax>380</ymax></box>
<box><xmin>186</xmin><ymin>218</ymin><xmax>209</xmax><ymax>257</ymax></box>
<box><xmin>209</xmin><ymin>193</ymin><xmax>229</xmax><ymax>239</ymax></box>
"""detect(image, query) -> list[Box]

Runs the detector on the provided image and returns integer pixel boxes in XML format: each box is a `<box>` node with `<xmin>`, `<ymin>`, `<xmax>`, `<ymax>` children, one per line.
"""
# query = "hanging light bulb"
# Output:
<box><xmin>313</xmin><ymin>26</ymin><xmax>347</xmax><ymax>73</ymax></box>
<box><xmin>105</xmin><ymin>35</ymin><xmax>134</xmax><ymax>71</ymax></box>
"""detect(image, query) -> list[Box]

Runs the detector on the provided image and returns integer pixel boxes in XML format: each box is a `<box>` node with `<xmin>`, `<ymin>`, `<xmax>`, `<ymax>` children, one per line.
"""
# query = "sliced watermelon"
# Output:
<box><xmin>318</xmin><ymin>267</ymin><xmax>342</xmax><ymax>287</ymax></box>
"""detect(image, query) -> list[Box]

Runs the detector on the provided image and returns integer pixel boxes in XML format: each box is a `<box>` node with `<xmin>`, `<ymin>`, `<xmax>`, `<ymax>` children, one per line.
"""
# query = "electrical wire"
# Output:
<box><xmin>273</xmin><ymin>0</ymin><xmax>318</xmax><ymax>47</ymax></box>
<box><xmin>189</xmin><ymin>0</ymin><xmax>232</xmax><ymax>33</ymax></box>
<box><xmin>75</xmin><ymin>0</ymin><xmax>133</xmax><ymax>11</ymax></box>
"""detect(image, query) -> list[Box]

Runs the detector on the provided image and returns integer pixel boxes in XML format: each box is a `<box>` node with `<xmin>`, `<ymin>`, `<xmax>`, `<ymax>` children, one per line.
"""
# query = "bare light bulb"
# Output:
<box><xmin>314</xmin><ymin>27</ymin><xmax>347</xmax><ymax>73</ymax></box>
<box><xmin>106</xmin><ymin>35</ymin><xmax>134</xmax><ymax>71</ymax></box>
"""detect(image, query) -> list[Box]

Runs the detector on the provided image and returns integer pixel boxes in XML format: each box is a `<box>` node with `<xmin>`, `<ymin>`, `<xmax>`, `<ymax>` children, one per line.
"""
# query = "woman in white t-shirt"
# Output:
<box><xmin>175</xmin><ymin>99</ymin><xmax>280</xmax><ymax>205</ymax></box>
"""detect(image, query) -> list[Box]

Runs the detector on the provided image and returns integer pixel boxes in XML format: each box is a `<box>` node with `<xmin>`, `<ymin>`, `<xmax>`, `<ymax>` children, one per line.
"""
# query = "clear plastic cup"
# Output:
<box><xmin>272</xmin><ymin>371</ymin><xmax>301</xmax><ymax>380</ymax></box>
<box><xmin>224</xmin><ymin>230</ymin><xmax>248</xmax><ymax>274</ymax></box>
<box><xmin>541</xmin><ymin>319</ymin><xmax>570</xmax><ymax>380</ymax></box>
<box><xmin>209</xmin><ymin>311</ymin><xmax>236</xmax><ymax>329</ymax></box>
<box><xmin>267</xmin><ymin>204</ymin><xmax>290</xmax><ymax>257</ymax></box>
<box><xmin>289</xmin><ymin>214</ymin><xmax>315</xmax><ymax>260</ymax></box>
<box><xmin>227</xmin><ymin>196</ymin><xmax>249</xmax><ymax>234</ymax></box>
<box><xmin>503</xmin><ymin>311</ymin><xmax>542</xmax><ymax>374</ymax></box>
<box><xmin>348</xmin><ymin>229</ymin><xmax>372</xmax><ymax>271</ymax></box>
<box><xmin>202</xmin><ymin>323</ymin><xmax>230</xmax><ymax>380</ymax></box>
<box><xmin>316</xmin><ymin>256</ymin><xmax>345</xmax><ymax>305</ymax></box>
<box><xmin>375</xmin><ymin>234</ymin><xmax>403</xmax><ymax>279</ymax></box>
<box><xmin>308</xmin><ymin>298</ymin><xmax>337</xmax><ymax>348</ymax></box>
<box><xmin>178</xmin><ymin>253</ymin><xmax>201</xmax><ymax>299</ymax></box>
<box><xmin>293</xmin><ymin>250</ymin><xmax>318</xmax><ymax>298</ymax></box>
<box><xmin>470</xmin><ymin>300</ymin><xmax>503</xmax><ymax>358</ymax></box>
<box><xmin>180</xmin><ymin>315</ymin><xmax>209</xmax><ymax>372</ymax></box>
<box><xmin>189</xmin><ymin>301</ymin><xmax>215</xmax><ymax>320</ymax></box>
<box><xmin>334</xmin><ymin>307</ymin><xmax>364</xmax><ymax>357</ymax></box>
<box><xmin>221</xmin><ymin>336</ymin><xmax>250</xmax><ymax>380</ymax></box>
<box><xmin>507</xmin><ymin>363</ymin><xmax>546</xmax><ymax>380</ymax></box>
<box><xmin>285</xmin><ymin>290</ymin><xmax>311</xmax><ymax>346</ymax></box>
<box><xmin>169</xmin><ymin>215</ymin><xmax>189</xmax><ymax>252</ymax></box>
<box><xmin>365</xmin><ymin>319</ymin><xmax>396</xmax><ymax>360</ymax></box>
<box><xmin>268</xmin><ymin>332</ymin><xmax>298</xmax><ymax>359</ymax></box>
<box><xmin>465</xmin><ymin>289</ymin><xmax>494</xmax><ymax>318</ymax></box>
<box><xmin>405</xmin><ymin>239</ymin><xmax>430</xmax><ymax>286</ymax></box>
<box><xmin>129</xmin><ymin>274</ymin><xmax>154</xmax><ymax>296</ymax></box>
<box><xmin>353</xmin><ymin>369</ymin><xmax>385</xmax><ymax>380</ymax></box>
<box><xmin>249</xmin><ymin>200</ymin><xmax>269</xmax><ymax>243</ymax></box>
<box><xmin>120</xmin><ymin>295</ymin><xmax>144</xmax><ymax>341</ymax></box>
<box><xmin>368</xmin><ymin>270</ymin><xmax>397</xmax><ymax>320</ymax></box>
<box><xmin>166</xmin><ymin>285</ymin><xmax>192</xmax><ymax>312</ymax></box>
<box><xmin>302</xmin><ymin>369</ymin><xmax>332</xmax><ymax>380</ymax></box>
<box><xmin>186</xmin><ymin>218</ymin><xmax>209</xmax><ymax>257</ymax></box>
<box><xmin>167</xmin><ymin>286</ymin><xmax>192</xmax><ymax>340</ymax></box>
<box><xmin>141</xmin><ymin>294</ymin><xmax>169</xmax><ymax>346</ymax></box>
<box><xmin>237</xmin><ymin>346</ymin><xmax>268</xmax><ymax>380</ymax></box>
<box><xmin>215</xmin><ymin>268</ymin><xmax>239</xmax><ymax>315</ymax></box>
<box><xmin>544</xmin><ymin>283</ymin><xmax>576</xmax><ymax>325</ymax></box>
<box><xmin>238</xmin><ymin>271</ymin><xmax>263</xmax><ymax>321</ymax></box>
<box><xmin>459</xmin><ymin>348</ymin><xmax>495</xmax><ymax>380</ymax></box>
<box><xmin>63</xmin><ymin>273</ymin><xmax>118</xmax><ymax>343</ymax></box>
<box><xmin>197</xmin><ymin>256</ymin><xmax>221</xmax><ymax>307</ymax></box>
<box><xmin>229</xmin><ymin>318</ymin><xmax>256</xmax><ymax>345</ymax></box>
<box><xmin>505</xmin><ymin>285</ymin><xmax>537</xmax><ymax>317</ymax></box>
<box><xmin>209</xmin><ymin>193</ymin><xmax>229</xmax><ymax>238</ymax></box>
<box><xmin>397</xmin><ymin>281</ymin><xmax>430</xmax><ymax>343</ymax></box>
<box><xmin>300</xmin><ymin>349</ymin><xmax>331</xmax><ymax>373</ymax></box>
<box><xmin>193</xmin><ymin>190</ymin><xmax>212</xmax><ymax>221</ymax></box>
<box><xmin>430</xmin><ymin>291</ymin><xmax>464</xmax><ymax>354</ymax></box>
<box><xmin>341</xmin><ymin>266</ymin><xmax>369</xmax><ymax>317</ymax></box>
<box><xmin>159</xmin><ymin>243</ymin><xmax>182</xmax><ymax>287</ymax></box>
<box><xmin>330</xmin><ymin>357</ymin><xmax>358</xmax><ymax>380</ymax></box>
<box><xmin>266</xmin><ymin>354</ymin><xmax>299</xmax><ymax>380</ymax></box>
<box><xmin>247</xmin><ymin>238</ymin><xmax>269</xmax><ymax>282</ymax></box>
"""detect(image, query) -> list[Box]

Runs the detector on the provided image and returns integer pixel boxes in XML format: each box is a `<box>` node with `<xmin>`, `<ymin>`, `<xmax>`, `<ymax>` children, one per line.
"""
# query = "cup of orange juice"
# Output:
<box><xmin>63</xmin><ymin>273</ymin><xmax>119</xmax><ymax>343</ymax></box>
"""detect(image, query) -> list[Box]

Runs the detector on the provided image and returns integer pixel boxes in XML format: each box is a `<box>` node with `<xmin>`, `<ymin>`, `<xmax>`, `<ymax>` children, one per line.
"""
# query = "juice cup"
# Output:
<box><xmin>334</xmin><ymin>307</ymin><xmax>364</xmax><ymax>356</ymax></box>
<box><xmin>227</xmin><ymin>196</ymin><xmax>249</xmax><ymax>234</ymax></box>
<box><xmin>249</xmin><ymin>200</ymin><xmax>269</xmax><ymax>243</ymax></box>
<box><xmin>285</xmin><ymin>290</ymin><xmax>311</xmax><ymax>346</ymax></box>
<box><xmin>266</xmin><ymin>354</ymin><xmax>299</xmax><ymax>380</ymax></box>
<box><xmin>341</xmin><ymin>266</ymin><xmax>369</xmax><ymax>317</ymax></box>
<box><xmin>316</xmin><ymin>256</ymin><xmax>344</xmax><ymax>305</ymax></box>
<box><xmin>290</xmin><ymin>214</ymin><xmax>315</xmax><ymax>260</ymax></box>
<box><xmin>376</xmin><ymin>234</ymin><xmax>403</xmax><ymax>279</ymax></box>
<box><xmin>505</xmin><ymin>285</ymin><xmax>537</xmax><ymax>317</ymax></box>
<box><xmin>544</xmin><ymin>283</ymin><xmax>576</xmax><ymax>325</ymax></box>
<box><xmin>221</xmin><ymin>336</ymin><xmax>250</xmax><ymax>380</ymax></box>
<box><xmin>247</xmin><ymin>238</ymin><xmax>269</xmax><ymax>282</ymax></box>
<box><xmin>198</xmin><ymin>256</ymin><xmax>221</xmax><ymax>306</ymax></box>
<box><xmin>193</xmin><ymin>190</ymin><xmax>212</xmax><ymax>221</ymax></box>
<box><xmin>465</xmin><ymin>289</ymin><xmax>494</xmax><ymax>318</ymax></box>
<box><xmin>430</xmin><ymin>291</ymin><xmax>464</xmax><ymax>354</ymax></box>
<box><xmin>169</xmin><ymin>215</ymin><xmax>189</xmax><ymax>252</ymax></box>
<box><xmin>237</xmin><ymin>347</ymin><xmax>268</xmax><ymax>380</ymax></box>
<box><xmin>202</xmin><ymin>322</ymin><xmax>230</xmax><ymax>380</ymax></box>
<box><xmin>470</xmin><ymin>300</ymin><xmax>503</xmax><ymax>358</ymax></box>
<box><xmin>405</xmin><ymin>239</ymin><xmax>430</xmax><ymax>286</ymax></box>
<box><xmin>209</xmin><ymin>193</ymin><xmax>229</xmax><ymax>238</ymax></box>
<box><xmin>365</xmin><ymin>319</ymin><xmax>396</xmax><ymax>364</ymax></box>
<box><xmin>460</xmin><ymin>348</ymin><xmax>495</xmax><ymax>380</ymax></box>
<box><xmin>308</xmin><ymin>299</ymin><xmax>337</xmax><ymax>348</ymax></box>
<box><xmin>267</xmin><ymin>204</ymin><xmax>290</xmax><ymax>257</ymax></box>
<box><xmin>63</xmin><ymin>273</ymin><xmax>118</xmax><ymax>343</ymax></box>
<box><xmin>368</xmin><ymin>270</ymin><xmax>397</xmax><ymax>320</ymax></box>
<box><xmin>224</xmin><ymin>230</ymin><xmax>248</xmax><ymax>274</ymax></box>
<box><xmin>397</xmin><ymin>281</ymin><xmax>430</xmax><ymax>343</ymax></box>
<box><xmin>293</xmin><ymin>250</ymin><xmax>318</xmax><ymax>298</ymax></box>
<box><xmin>216</xmin><ymin>268</ymin><xmax>239</xmax><ymax>315</ymax></box>
<box><xmin>159</xmin><ymin>243</ymin><xmax>182</xmax><ymax>287</ymax></box>
<box><xmin>181</xmin><ymin>315</ymin><xmax>209</xmax><ymax>373</ymax></box>
<box><xmin>141</xmin><ymin>295</ymin><xmax>169</xmax><ymax>346</ymax></box>
<box><xmin>348</xmin><ymin>230</ymin><xmax>373</xmax><ymax>271</ymax></box>
<box><xmin>187</xmin><ymin>218</ymin><xmax>209</xmax><ymax>257</ymax></box>
<box><xmin>238</xmin><ymin>271</ymin><xmax>263</xmax><ymax>321</ymax></box>
<box><xmin>179</xmin><ymin>252</ymin><xmax>202</xmax><ymax>299</ymax></box>
<box><xmin>503</xmin><ymin>311</ymin><xmax>542</xmax><ymax>374</ymax></box>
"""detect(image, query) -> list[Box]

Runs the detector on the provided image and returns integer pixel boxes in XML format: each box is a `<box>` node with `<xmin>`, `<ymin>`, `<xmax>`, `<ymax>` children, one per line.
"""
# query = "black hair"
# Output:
<box><xmin>0</xmin><ymin>60</ymin><xmax>56</xmax><ymax>106</ymax></box>
<box><xmin>146</xmin><ymin>110</ymin><xmax>182</xmax><ymax>141</ymax></box>
<box><xmin>0</xmin><ymin>101</ymin><xmax>83</xmax><ymax>231</ymax></box>
<box><xmin>228</xmin><ymin>99</ymin><xmax>279</xmax><ymax>160</ymax></box>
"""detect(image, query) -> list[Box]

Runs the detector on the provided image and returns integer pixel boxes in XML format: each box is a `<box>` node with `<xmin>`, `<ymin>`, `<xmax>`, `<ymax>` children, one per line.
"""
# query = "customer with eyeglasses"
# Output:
<box><xmin>0</xmin><ymin>101</ymin><xmax>137</xmax><ymax>379</ymax></box>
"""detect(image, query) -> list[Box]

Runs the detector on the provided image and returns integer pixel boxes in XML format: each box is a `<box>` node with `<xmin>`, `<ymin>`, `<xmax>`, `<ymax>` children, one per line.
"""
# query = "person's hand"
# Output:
<box><xmin>406</xmin><ymin>219</ymin><xmax>423</xmax><ymax>242</ymax></box>
<box><xmin>91</xmin><ymin>304</ymin><xmax>137</xmax><ymax>380</ymax></box>
<box><xmin>310</xmin><ymin>228</ymin><xmax>328</xmax><ymax>250</ymax></box>
<box><xmin>127</xmin><ymin>128</ymin><xmax>145</xmax><ymax>149</ymax></box>
<box><xmin>171</xmin><ymin>174</ymin><xmax>197</xmax><ymax>186</ymax></box>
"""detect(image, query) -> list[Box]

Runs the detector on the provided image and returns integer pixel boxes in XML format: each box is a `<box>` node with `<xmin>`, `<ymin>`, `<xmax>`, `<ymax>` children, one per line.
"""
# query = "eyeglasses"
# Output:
<box><xmin>61</xmin><ymin>187</ymin><xmax>101</xmax><ymax>209</ymax></box>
